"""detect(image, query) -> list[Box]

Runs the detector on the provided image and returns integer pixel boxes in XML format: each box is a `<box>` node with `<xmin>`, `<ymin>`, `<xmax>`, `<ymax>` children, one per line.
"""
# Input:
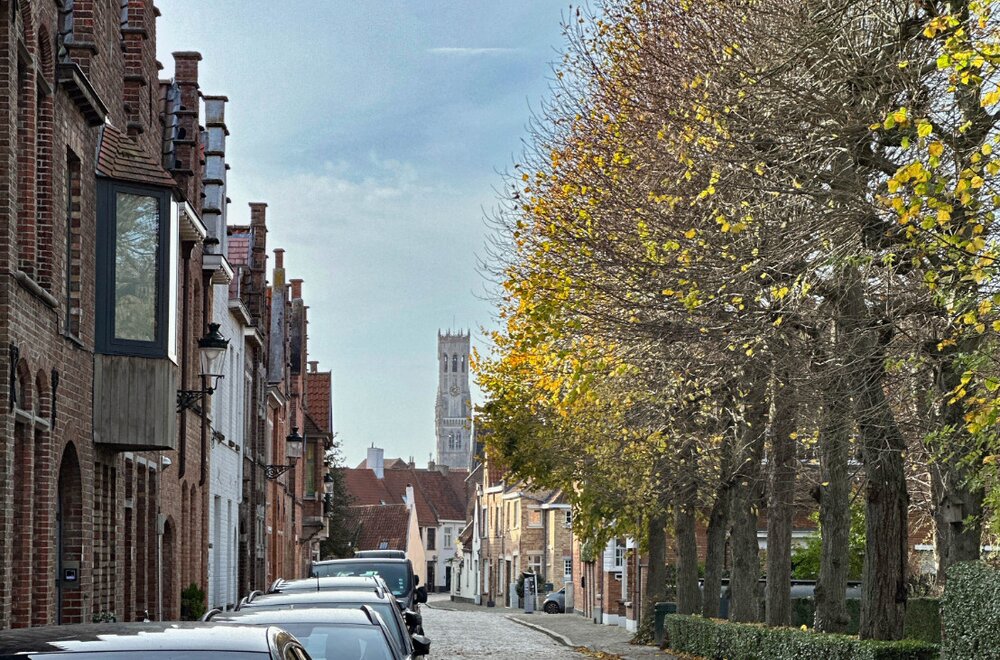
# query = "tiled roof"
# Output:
<box><xmin>348</xmin><ymin>504</ymin><xmax>410</xmax><ymax>552</ymax></box>
<box><xmin>343</xmin><ymin>466</ymin><xmax>471</xmax><ymax>528</ymax></box>
<box><xmin>97</xmin><ymin>123</ymin><xmax>177</xmax><ymax>189</ymax></box>
<box><xmin>304</xmin><ymin>371</ymin><xmax>332</xmax><ymax>432</ymax></box>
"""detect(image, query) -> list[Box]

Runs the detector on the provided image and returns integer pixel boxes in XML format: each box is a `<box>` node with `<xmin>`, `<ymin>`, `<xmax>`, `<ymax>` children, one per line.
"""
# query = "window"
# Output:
<box><xmin>96</xmin><ymin>181</ymin><xmax>174</xmax><ymax>356</ymax></box>
<box><xmin>461</xmin><ymin>355</ymin><xmax>466</xmax><ymax>372</ymax></box>
<box><xmin>452</xmin><ymin>355</ymin><xmax>458</xmax><ymax>372</ymax></box>
<box><xmin>305</xmin><ymin>442</ymin><xmax>316</xmax><ymax>497</ymax></box>
<box><xmin>564</xmin><ymin>558</ymin><xmax>573</xmax><ymax>578</ymax></box>
<box><xmin>378</xmin><ymin>541</ymin><xmax>389</xmax><ymax>550</ymax></box>
<box><xmin>442</xmin><ymin>353</ymin><xmax>448</xmax><ymax>372</ymax></box>
<box><xmin>528</xmin><ymin>509</ymin><xmax>542</xmax><ymax>528</ymax></box>
<box><xmin>481</xmin><ymin>507</ymin><xmax>487</xmax><ymax>538</ymax></box>
<box><xmin>426</xmin><ymin>527</ymin><xmax>436</xmax><ymax>550</ymax></box>
<box><xmin>564</xmin><ymin>510</ymin><xmax>572</xmax><ymax>526</ymax></box>
<box><xmin>444</xmin><ymin>527</ymin><xmax>452</xmax><ymax>548</ymax></box>
<box><xmin>614</xmin><ymin>543</ymin><xmax>625</xmax><ymax>570</ymax></box>
<box><xmin>527</xmin><ymin>554</ymin><xmax>542</xmax><ymax>574</ymax></box>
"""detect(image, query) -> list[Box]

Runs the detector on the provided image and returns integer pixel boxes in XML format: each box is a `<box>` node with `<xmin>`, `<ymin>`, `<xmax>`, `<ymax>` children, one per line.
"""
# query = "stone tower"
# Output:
<box><xmin>436</xmin><ymin>330</ymin><xmax>472</xmax><ymax>469</ymax></box>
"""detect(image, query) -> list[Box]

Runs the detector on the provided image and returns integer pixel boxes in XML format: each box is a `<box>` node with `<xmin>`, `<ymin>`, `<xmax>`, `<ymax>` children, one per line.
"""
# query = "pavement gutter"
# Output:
<box><xmin>505</xmin><ymin>615</ymin><xmax>582</xmax><ymax>649</ymax></box>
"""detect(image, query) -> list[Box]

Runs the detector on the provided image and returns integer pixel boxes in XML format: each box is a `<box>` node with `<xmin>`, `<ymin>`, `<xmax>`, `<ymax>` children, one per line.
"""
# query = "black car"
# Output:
<box><xmin>205</xmin><ymin>606</ymin><xmax>419</xmax><ymax>660</ymax></box>
<box><xmin>0</xmin><ymin>622</ymin><xmax>311</xmax><ymax>659</ymax></box>
<box><xmin>310</xmin><ymin>559</ymin><xmax>427</xmax><ymax>613</ymax></box>
<box><xmin>353</xmin><ymin>550</ymin><xmax>406</xmax><ymax>559</ymax></box>
<box><xmin>229</xmin><ymin>588</ymin><xmax>428</xmax><ymax>656</ymax></box>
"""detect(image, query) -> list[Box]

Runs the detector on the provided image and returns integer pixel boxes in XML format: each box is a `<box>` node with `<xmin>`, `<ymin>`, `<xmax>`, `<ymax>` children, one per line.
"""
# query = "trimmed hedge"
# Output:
<box><xmin>942</xmin><ymin>561</ymin><xmax>1000</xmax><ymax>659</ymax></box>
<box><xmin>788</xmin><ymin>597</ymin><xmax>862</xmax><ymax>634</ymax></box>
<box><xmin>665</xmin><ymin>614</ymin><xmax>939</xmax><ymax>660</ymax></box>
<box><xmin>903</xmin><ymin>598</ymin><xmax>941</xmax><ymax>645</ymax></box>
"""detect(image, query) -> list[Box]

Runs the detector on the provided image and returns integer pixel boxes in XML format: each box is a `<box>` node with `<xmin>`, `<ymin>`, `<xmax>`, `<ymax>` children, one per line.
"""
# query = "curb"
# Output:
<box><xmin>505</xmin><ymin>615</ymin><xmax>580</xmax><ymax>649</ymax></box>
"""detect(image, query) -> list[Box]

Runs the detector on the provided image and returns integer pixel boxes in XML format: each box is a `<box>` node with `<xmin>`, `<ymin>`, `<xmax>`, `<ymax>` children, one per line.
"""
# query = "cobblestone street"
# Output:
<box><xmin>422</xmin><ymin>597</ymin><xmax>584</xmax><ymax>658</ymax></box>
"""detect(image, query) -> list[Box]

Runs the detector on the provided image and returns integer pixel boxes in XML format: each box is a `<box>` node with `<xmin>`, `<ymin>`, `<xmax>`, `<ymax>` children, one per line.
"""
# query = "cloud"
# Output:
<box><xmin>427</xmin><ymin>47</ymin><xmax>520</xmax><ymax>56</ymax></box>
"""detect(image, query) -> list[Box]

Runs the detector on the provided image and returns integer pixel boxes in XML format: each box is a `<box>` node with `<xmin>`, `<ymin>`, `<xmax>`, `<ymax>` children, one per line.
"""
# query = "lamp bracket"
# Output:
<box><xmin>177</xmin><ymin>386</ymin><xmax>215</xmax><ymax>412</ymax></box>
<box><xmin>265</xmin><ymin>464</ymin><xmax>296</xmax><ymax>480</ymax></box>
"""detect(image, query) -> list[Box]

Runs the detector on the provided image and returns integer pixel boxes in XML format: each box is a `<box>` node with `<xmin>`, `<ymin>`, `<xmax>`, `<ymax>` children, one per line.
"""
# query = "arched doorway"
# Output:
<box><xmin>56</xmin><ymin>443</ymin><xmax>83</xmax><ymax>624</ymax></box>
<box><xmin>162</xmin><ymin>518</ymin><xmax>176</xmax><ymax>620</ymax></box>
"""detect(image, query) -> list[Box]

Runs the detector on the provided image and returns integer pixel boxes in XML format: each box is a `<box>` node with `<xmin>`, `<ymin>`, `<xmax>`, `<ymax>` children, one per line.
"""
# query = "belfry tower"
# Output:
<box><xmin>435</xmin><ymin>330</ymin><xmax>472</xmax><ymax>469</ymax></box>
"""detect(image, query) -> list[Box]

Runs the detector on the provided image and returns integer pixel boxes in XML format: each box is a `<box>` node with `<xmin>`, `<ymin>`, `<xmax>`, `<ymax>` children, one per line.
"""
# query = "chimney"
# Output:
<box><xmin>171</xmin><ymin>51</ymin><xmax>203</xmax><ymax>208</ymax></box>
<box><xmin>250</xmin><ymin>202</ymin><xmax>268</xmax><ymax>228</ymax></box>
<box><xmin>428</xmin><ymin>459</ymin><xmax>435</xmax><ymax>472</ymax></box>
<box><xmin>404</xmin><ymin>484</ymin><xmax>415</xmax><ymax>510</ymax></box>
<box><xmin>202</xmin><ymin>95</ymin><xmax>229</xmax><ymax>254</ymax></box>
<box><xmin>367</xmin><ymin>446</ymin><xmax>385</xmax><ymax>480</ymax></box>
<box><xmin>308</xmin><ymin>361</ymin><xmax>318</xmax><ymax>373</ymax></box>
<box><xmin>290</xmin><ymin>278</ymin><xmax>303</xmax><ymax>300</ymax></box>
<box><xmin>273</xmin><ymin>249</ymin><xmax>285</xmax><ymax>283</ymax></box>
<box><xmin>122</xmin><ymin>0</ymin><xmax>154</xmax><ymax>137</ymax></box>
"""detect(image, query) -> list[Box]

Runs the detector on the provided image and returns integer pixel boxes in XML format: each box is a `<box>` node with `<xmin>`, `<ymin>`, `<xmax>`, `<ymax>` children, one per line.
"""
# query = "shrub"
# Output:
<box><xmin>942</xmin><ymin>561</ymin><xmax>1000</xmax><ymax>659</ymax></box>
<box><xmin>904</xmin><ymin>598</ymin><xmax>941</xmax><ymax>645</ymax></box>
<box><xmin>180</xmin><ymin>582</ymin><xmax>206</xmax><ymax>621</ymax></box>
<box><xmin>665</xmin><ymin>614</ymin><xmax>938</xmax><ymax>660</ymax></box>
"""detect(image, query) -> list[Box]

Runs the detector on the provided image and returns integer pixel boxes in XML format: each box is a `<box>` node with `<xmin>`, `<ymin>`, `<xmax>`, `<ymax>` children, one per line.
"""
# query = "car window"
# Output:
<box><xmin>278</xmin><ymin>624</ymin><xmax>394</xmax><ymax>660</ymax></box>
<box><xmin>311</xmin><ymin>563</ymin><xmax>409</xmax><ymax>598</ymax></box>
<box><xmin>245</xmin><ymin>603</ymin><xmax>406</xmax><ymax>652</ymax></box>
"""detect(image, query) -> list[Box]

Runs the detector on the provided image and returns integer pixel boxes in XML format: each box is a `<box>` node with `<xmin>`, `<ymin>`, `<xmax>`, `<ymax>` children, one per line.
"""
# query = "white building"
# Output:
<box><xmin>203</xmin><ymin>96</ymin><xmax>246</xmax><ymax>610</ymax></box>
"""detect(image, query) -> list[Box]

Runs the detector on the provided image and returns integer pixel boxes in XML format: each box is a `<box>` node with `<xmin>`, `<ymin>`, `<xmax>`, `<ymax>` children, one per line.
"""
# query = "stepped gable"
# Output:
<box><xmin>97</xmin><ymin>123</ymin><xmax>177</xmax><ymax>189</ymax></box>
<box><xmin>348</xmin><ymin>504</ymin><xmax>410</xmax><ymax>552</ymax></box>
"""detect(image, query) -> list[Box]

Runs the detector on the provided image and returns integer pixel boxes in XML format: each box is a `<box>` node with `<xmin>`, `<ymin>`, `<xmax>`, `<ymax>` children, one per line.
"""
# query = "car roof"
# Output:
<box><xmin>212</xmin><ymin>607</ymin><xmax>380</xmax><ymax>626</ymax></box>
<box><xmin>246</xmin><ymin>590</ymin><xmax>393</xmax><ymax>607</ymax></box>
<box><xmin>313</xmin><ymin>558</ymin><xmax>410</xmax><ymax>566</ymax></box>
<box><xmin>273</xmin><ymin>576</ymin><xmax>384</xmax><ymax>592</ymax></box>
<box><xmin>0</xmin><ymin>623</ymin><xmax>281</xmax><ymax>654</ymax></box>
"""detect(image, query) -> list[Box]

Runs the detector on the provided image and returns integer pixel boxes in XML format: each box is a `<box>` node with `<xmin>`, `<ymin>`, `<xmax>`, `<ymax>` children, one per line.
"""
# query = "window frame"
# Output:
<box><xmin>95</xmin><ymin>180</ymin><xmax>173</xmax><ymax>357</ymax></box>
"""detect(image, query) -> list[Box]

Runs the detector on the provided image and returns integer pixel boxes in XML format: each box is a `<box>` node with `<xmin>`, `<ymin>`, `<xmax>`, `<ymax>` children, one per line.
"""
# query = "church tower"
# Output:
<box><xmin>436</xmin><ymin>330</ymin><xmax>472</xmax><ymax>469</ymax></box>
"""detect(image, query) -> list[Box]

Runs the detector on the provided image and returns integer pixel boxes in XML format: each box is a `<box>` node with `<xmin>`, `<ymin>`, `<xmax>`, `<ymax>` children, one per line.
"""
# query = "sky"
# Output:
<box><xmin>155</xmin><ymin>2</ymin><xmax>568</xmax><ymax>466</ymax></box>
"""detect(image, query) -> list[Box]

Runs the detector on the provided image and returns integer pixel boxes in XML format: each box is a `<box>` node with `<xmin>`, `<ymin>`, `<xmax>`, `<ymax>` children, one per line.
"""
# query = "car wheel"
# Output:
<box><xmin>543</xmin><ymin>601</ymin><xmax>561</xmax><ymax>614</ymax></box>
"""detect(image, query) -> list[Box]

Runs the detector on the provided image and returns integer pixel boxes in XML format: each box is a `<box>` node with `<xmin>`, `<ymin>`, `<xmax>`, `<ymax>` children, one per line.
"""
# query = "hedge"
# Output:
<box><xmin>942</xmin><ymin>561</ymin><xmax>1000</xmax><ymax>659</ymax></box>
<box><xmin>785</xmin><ymin>597</ymin><xmax>937</xmax><ymax>642</ymax></box>
<box><xmin>665</xmin><ymin>614</ymin><xmax>939</xmax><ymax>660</ymax></box>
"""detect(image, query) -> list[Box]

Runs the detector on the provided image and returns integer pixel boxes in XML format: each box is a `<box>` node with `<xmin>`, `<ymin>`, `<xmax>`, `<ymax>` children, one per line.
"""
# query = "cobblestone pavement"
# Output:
<box><xmin>423</xmin><ymin>595</ymin><xmax>678</xmax><ymax>659</ymax></box>
<box><xmin>422</xmin><ymin>596</ymin><xmax>584</xmax><ymax>658</ymax></box>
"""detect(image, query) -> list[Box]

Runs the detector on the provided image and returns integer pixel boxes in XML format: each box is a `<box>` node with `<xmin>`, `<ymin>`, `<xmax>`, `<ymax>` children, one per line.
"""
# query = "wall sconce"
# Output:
<box><xmin>266</xmin><ymin>427</ymin><xmax>303</xmax><ymax>480</ymax></box>
<box><xmin>177</xmin><ymin>323</ymin><xmax>229</xmax><ymax>412</ymax></box>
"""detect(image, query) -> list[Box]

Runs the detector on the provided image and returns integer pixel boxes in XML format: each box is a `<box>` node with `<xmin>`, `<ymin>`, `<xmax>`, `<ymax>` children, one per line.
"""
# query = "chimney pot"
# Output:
<box><xmin>290</xmin><ymin>278</ymin><xmax>303</xmax><ymax>299</ymax></box>
<box><xmin>274</xmin><ymin>248</ymin><xmax>285</xmax><ymax>269</ymax></box>
<box><xmin>308</xmin><ymin>361</ymin><xmax>319</xmax><ymax>373</ymax></box>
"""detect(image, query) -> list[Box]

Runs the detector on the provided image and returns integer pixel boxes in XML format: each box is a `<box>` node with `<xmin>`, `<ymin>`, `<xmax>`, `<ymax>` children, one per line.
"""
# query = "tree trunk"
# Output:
<box><xmin>674</xmin><ymin>439</ymin><xmax>700</xmax><ymax>615</ymax></box>
<box><xmin>675</xmin><ymin>506</ymin><xmax>700</xmax><ymax>614</ymax></box>
<box><xmin>702</xmin><ymin>434</ymin><xmax>732</xmax><ymax>618</ymax></box>
<box><xmin>813</xmin><ymin>335</ymin><xmax>852</xmax><ymax>633</ymax></box>
<box><xmin>856</xmin><ymin>355</ymin><xmax>908</xmax><ymax>640</ymax></box>
<box><xmin>932</xmin><ymin>346</ymin><xmax>985</xmax><ymax>579</ymax></box>
<box><xmin>729</xmin><ymin>374</ymin><xmax>767</xmax><ymax>623</ymax></box>
<box><xmin>641</xmin><ymin>509</ymin><xmax>669</xmax><ymax>634</ymax></box>
<box><xmin>765</xmin><ymin>369</ymin><xmax>797</xmax><ymax>627</ymax></box>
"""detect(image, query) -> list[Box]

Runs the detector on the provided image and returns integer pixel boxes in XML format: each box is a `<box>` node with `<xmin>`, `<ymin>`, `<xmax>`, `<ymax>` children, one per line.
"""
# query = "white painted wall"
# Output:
<box><xmin>207</xmin><ymin>291</ymin><xmax>247</xmax><ymax>609</ymax></box>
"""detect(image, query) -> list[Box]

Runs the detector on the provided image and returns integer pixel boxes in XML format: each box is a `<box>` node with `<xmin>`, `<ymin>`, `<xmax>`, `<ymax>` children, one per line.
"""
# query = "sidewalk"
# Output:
<box><xmin>426</xmin><ymin>595</ymin><xmax>677</xmax><ymax>659</ymax></box>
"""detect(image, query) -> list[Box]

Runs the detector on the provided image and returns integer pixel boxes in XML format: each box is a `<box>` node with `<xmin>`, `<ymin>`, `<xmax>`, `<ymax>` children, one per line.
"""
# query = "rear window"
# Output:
<box><xmin>311</xmin><ymin>562</ymin><xmax>410</xmax><ymax>598</ymax></box>
<box><xmin>277</xmin><ymin>623</ymin><xmax>394</xmax><ymax>660</ymax></box>
<box><xmin>245</xmin><ymin>603</ymin><xmax>406</xmax><ymax>652</ymax></box>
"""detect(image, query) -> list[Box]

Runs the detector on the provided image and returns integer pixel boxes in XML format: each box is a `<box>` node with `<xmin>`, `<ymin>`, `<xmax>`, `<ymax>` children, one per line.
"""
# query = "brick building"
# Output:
<box><xmin>0</xmin><ymin>0</ymin><xmax>333</xmax><ymax>627</ymax></box>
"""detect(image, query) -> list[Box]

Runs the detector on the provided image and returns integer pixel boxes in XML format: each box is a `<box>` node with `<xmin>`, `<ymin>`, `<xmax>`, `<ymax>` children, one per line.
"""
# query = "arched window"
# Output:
<box><xmin>452</xmin><ymin>355</ymin><xmax>458</xmax><ymax>372</ymax></box>
<box><xmin>461</xmin><ymin>355</ymin><xmax>466</xmax><ymax>372</ymax></box>
<box><xmin>442</xmin><ymin>353</ymin><xmax>448</xmax><ymax>372</ymax></box>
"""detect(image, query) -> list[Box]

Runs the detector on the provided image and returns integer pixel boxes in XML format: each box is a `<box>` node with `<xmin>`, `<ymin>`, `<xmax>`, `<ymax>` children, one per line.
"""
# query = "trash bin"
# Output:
<box><xmin>653</xmin><ymin>602</ymin><xmax>677</xmax><ymax>646</ymax></box>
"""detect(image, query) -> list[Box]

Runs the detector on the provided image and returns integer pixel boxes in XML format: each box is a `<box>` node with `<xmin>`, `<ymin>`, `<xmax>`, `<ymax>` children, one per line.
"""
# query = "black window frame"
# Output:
<box><xmin>95</xmin><ymin>179</ymin><xmax>173</xmax><ymax>357</ymax></box>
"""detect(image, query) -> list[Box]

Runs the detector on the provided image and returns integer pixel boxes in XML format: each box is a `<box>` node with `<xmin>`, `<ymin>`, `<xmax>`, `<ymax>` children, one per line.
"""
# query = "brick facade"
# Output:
<box><xmin>0</xmin><ymin>0</ymin><xmax>332</xmax><ymax>628</ymax></box>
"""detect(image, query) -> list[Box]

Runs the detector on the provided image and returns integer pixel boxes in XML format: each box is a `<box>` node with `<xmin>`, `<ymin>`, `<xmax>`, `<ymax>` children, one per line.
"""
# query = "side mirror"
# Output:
<box><xmin>403</xmin><ymin>609</ymin><xmax>422</xmax><ymax>631</ymax></box>
<box><xmin>411</xmin><ymin>634</ymin><xmax>431</xmax><ymax>657</ymax></box>
<box><xmin>415</xmin><ymin>585</ymin><xmax>428</xmax><ymax>604</ymax></box>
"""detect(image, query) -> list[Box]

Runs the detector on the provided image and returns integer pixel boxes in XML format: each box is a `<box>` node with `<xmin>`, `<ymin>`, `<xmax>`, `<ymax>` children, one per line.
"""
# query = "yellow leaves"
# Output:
<box><xmin>917</xmin><ymin>121</ymin><xmax>934</xmax><ymax>139</ymax></box>
<box><xmin>929</xmin><ymin>141</ymin><xmax>945</xmax><ymax>158</ymax></box>
<box><xmin>982</xmin><ymin>88</ymin><xmax>1000</xmax><ymax>108</ymax></box>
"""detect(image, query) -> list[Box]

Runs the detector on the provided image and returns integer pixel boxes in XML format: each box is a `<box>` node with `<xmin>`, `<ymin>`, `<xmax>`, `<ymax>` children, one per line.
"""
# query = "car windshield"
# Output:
<box><xmin>312</xmin><ymin>563</ymin><xmax>409</xmax><ymax>597</ymax></box>
<box><xmin>0</xmin><ymin>654</ymin><xmax>269</xmax><ymax>660</ymax></box>
<box><xmin>247</xmin><ymin>603</ymin><xmax>406</xmax><ymax>652</ymax></box>
<box><xmin>277</xmin><ymin>623</ymin><xmax>394</xmax><ymax>660</ymax></box>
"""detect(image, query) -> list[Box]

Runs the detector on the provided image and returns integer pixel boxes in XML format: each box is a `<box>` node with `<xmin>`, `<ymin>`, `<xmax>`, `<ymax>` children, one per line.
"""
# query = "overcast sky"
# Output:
<box><xmin>156</xmin><ymin>2</ymin><xmax>566</xmax><ymax>466</ymax></box>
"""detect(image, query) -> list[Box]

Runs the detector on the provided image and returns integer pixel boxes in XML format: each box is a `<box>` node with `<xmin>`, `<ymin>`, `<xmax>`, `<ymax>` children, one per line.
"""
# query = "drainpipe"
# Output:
<box><xmin>179</xmin><ymin>242</ymin><xmax>194</xmax><ymax>479</ymax></box>
<box><xmin>200</xmin><ymin>270</ymin><xmax>211</xmax><ymax>487</ymax></box>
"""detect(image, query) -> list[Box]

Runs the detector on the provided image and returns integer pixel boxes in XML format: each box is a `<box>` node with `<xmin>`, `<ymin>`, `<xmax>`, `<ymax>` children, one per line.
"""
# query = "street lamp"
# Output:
<box><xmin>266</xmin><ymin>427</ymin><xmax>303</xmax><ymax>479</ymax></box>
<box><xmin>323</xmin><ymin>472</ymin><xmax>335</xmax><ymax>496</ymax></box>
<box><xmin>177</xmin><ymin>323</ymin><xmax>230</xmax><ymax>412</ymax></box>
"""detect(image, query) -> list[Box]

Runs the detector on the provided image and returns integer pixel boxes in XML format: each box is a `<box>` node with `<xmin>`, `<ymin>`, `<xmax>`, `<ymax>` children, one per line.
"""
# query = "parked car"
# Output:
<box><xmin>0</xmin><ymin>622</ymin><xmax>311</xmax><ymax>659</ymax></box>
<box><xmin>354</xmin><ymin>550</ymin><xmax>406</xmax><ymax>559</ymax></box>
<box><xmin>268</xmin><ymin>576</ymin><xmax>388</xmax><ymax>594</ymax></box>
<box><xmin>310</xmin><ymin>558</ymin><xmax>427</xmax><ymax>614</ymax></box>
<box><xmin>542</xmin><ymin>588</ymin><xmax>565</xmax><ymax>614</ymax></box>
<box><xmin>228</xmin><ymin>588</ymin><xmax>428</xmax><ymax>656</ymax></box>
<box><xmin>206</xmin><ymin>605</ymin><xmax>426</xmax><ymax>660</ymax></box>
